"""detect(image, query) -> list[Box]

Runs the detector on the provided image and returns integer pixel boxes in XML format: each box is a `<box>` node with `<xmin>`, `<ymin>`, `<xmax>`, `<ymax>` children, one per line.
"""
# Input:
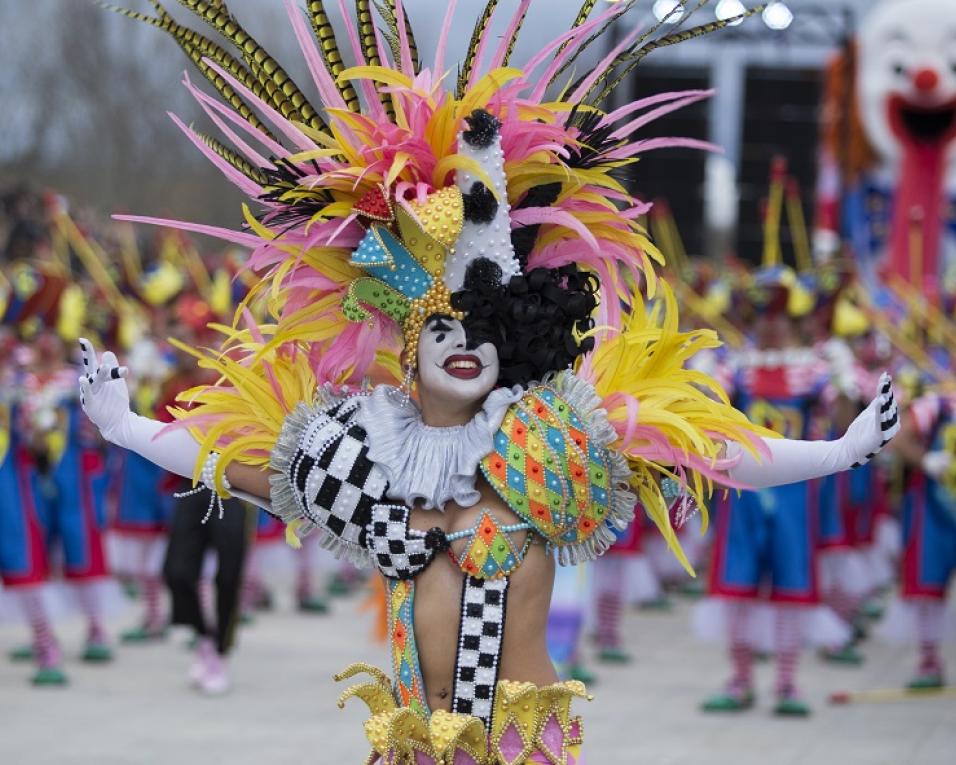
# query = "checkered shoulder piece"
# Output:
<box><xmin>269</xmin><ymin>392</ymin><xmax>389</xmax><ymax>567</ymax></box>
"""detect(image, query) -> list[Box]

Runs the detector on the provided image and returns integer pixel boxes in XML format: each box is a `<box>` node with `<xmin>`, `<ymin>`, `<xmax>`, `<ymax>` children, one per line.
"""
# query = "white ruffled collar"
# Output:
<box><xmin>354</xmin><ymin>384</ymin><xmax>524</xmax><ymax>511</ymax></box>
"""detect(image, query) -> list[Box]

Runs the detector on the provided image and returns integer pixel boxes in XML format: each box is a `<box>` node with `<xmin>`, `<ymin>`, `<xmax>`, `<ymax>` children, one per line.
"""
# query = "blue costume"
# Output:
<box><xmin>710</xmin><ymin>363</ymin><xmax>826</xmax><ymax>603</ymax></box>
<box><xmin>0</xmin><ymin>397</ymin><xmax>48</xmax><ymax>587</ymax></box>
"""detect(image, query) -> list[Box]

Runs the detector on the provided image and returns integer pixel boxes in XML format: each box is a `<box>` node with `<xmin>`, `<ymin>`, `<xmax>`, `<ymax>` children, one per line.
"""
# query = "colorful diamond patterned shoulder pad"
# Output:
<box><xmin>480</xmin><ymin>386</ymin><xmax>613</xmax><ymax>550</ymax></box>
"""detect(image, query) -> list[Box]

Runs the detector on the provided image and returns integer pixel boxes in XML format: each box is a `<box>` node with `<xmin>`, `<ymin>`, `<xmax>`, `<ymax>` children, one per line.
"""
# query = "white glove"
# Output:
<box><xmin>728</xmin><ymin>373</ymin><xmax>900</xmax><ymax>490</ymax></box>
<box><xmin>77</xmin><ymin>338</ymin><xmax>201</xmax><ymax>480</ymax></box>
<box><xmin>921</xmin><ymin>450</ymin><xmax>953</xmax><ymax>481</ymax></box>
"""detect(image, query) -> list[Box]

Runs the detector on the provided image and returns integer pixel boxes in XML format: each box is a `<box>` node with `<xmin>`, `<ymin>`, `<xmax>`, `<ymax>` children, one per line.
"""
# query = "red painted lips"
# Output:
<box><xmin>442</xmin><ymin>354</ymin><xmax>483</xmax><ymax>379</ymax></box>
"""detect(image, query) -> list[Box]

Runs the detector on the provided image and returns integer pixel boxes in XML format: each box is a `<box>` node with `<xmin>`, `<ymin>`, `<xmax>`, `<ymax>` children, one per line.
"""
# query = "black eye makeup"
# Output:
<box><xmin>426</xmin><ymin>314</ymin><xmax>454</xmax><ymax>343</ymax></box>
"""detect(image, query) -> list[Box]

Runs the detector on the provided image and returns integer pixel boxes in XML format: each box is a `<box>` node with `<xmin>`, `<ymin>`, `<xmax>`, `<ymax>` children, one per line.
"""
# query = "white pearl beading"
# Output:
<box><xmin>174</xmin><ymin>452</ymin><xmax>233</xmax><ymax>524</ymax></box>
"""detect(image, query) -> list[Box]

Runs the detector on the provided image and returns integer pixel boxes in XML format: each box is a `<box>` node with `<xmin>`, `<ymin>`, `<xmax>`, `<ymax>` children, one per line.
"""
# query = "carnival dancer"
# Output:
<box><xmin>25</xmin><ymin>329</ymin><xmax>115</xmax><ymax>664</ymax></box>
<box><xmin>84</xmin><ymin>1</ymin><xmax>901</xmax><ymax>759</ymax></box>
<box><xmin>591</xmin><ymin>508</ymin><xmax>643</xmax><ymax>664</ymax></box>
<box><xmin>108</xmin><ymin>334</ymin><xmax>174</xmax><ymax>641</ymax></box>
<box><xmin>698</xmin><ymin>267</ymin><xmax>854</xmax><ymax>716</ymax></box>
<box><xmin>240</xmin><ymin>511</ymin><xmax>284</xmax><ymax>617</ymax></box>
<box><xmin>814</xmin><ymin>297</ymin><xmax>889</xmax><ymax>665</ymax></box>
<box><xmin>880</xmin><ymin>391</ymin><xmax>956</xmax><ymax>688</ymax></box>
<box><xmin>0</xmin><ymin>333</ymin><xmax>66</xmax><ymax>684</ymax></box>
<box><xmin>150</xmin><ymin>319</ymin><xmax>254</xmax><ymax>695</ymax></box>
<box><xmin>294</xmin><ymin>529</ymin><xmax>332</xmax><ymax>613</ymax></box>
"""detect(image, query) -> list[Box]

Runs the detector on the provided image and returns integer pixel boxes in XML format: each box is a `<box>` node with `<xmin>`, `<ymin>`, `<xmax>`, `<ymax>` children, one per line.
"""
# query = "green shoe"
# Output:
<box><xmin>861</xmin><ymin>600</ymin><xmax>885</xmax><ymax>620</ymax></box>
<box><xmin>677</xmin><ymin>580</ymin><xmax>706</xmax><ymax>599</ymax></box>
<box><xmin>120</xmin><ymin>625</ymin><xmax>167</xmax><ymax>643</ymax></box>
<box><xmin>568</xmin><ymin>663</ymin><xmax>596</xmax><ymax>685</ymax></box>
<box><xmin>82</xmin><ymin>643</ymin><xmax>114</xmax><ymax>663</ymax></box>
<box><xmin>9</xmin><ymin>644</ymin><xmax>34</xmax><ymax>662</ymax></box>
<box><xmin>597</xmin><ymin>646</ymin><xmax>632</xmax><ymax>664</ymax></box>
<box><xmin>638</xmin><ymin>596</ymin><xmax>672</xmax><ymax>612</ymax></box>
<box><xmin>31</xmin><ymin>666</ymin><xmax>68</xmax><ymax>686</ymax></box>
<box><xmin>327</xmin><ymin>574</ymin><xmax>352</xmax><ymax>597</ymax></box>
<box><xmin>121</xmin><ymin>580</ymin><xmax>140</xmax><ymax>599</ymax></box>
<box><xmin>907</xmin><ymin>673</ymin><xmax>945</xmax><ymax>690</ymax></box>
<box><xmin>700</xmin><ymin>689</ymin><xmax>755</xmax><ymax>712</ymax></box>
<box><xmin>297</xmin><ymin>596</ymin><xmax>329</xmax><ymax>614</ymax></box>
<box><xmin>820</xmin><ymin>645</ymin><xmax>865</xmax><ymax>666</ymax></box>
<box><xmin>773</xmin><ymin>694</ymin><xmax>811</xmax><ymax>717</ymax></box>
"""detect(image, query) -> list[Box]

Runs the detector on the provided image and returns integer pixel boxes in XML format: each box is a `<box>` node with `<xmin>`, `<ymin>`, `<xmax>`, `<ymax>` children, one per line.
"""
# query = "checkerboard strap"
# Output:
<box><xmin>451</xmin><ymin>575</ymin><xmax>509</xmax><ymax>728</ymax></box>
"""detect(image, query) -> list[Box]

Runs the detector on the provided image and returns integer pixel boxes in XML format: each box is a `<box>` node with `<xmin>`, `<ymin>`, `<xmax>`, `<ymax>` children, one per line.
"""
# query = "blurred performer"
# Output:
<box><xmin>154</xmin><ymin>312</ymin><xmax>254</xmax><ymax>695</ymax></box>
<box><xmin>591</xmin><ymin>508</ymin><xmax>642</xmax><ymax>664</ymax></box>
<box><xmin>882</xmin><ymin>392</ymin><xmax>956</xmax><ymax>688</ymax></box>
<box><xmin>815</xmin><ymin>299</ymin><xmax>891</xmax><ymax>664</ymax></box>
<box><xmin>294</xmin><ymin>530</ymin><xmax>330</xmax><ymax>614</ymax></box>
<box><xmin>816</xmin><ymin>0</ymin><xmax>956</xmax><ymax>292</ymax></box>
<box><xmin>26</xmin><ymin>330</ymin><xmax>114</xmax><ymax>664</ymax></box>
<box><xmin>240</xmin><ymin>511</ymin><xmax>283</xmax><ymax>617</ymax></box>
<box><xmin>0</xmin><ymin>333</ymin><xmax>66</xmax><ymax>684</ymax></box>
<box><xmin>699</xmin><ymin>269</ymin><xmax>850</xmax><ymax>716</ymax></box>
<box><xmin>108</xmin><ymin>336</ymin><xmax>174</xmax><ymax>641</ymax></box>
<box><xmin>163</xmin><ymin>487</ymin><xmax>252</xmax><ymax>695</ymax></box>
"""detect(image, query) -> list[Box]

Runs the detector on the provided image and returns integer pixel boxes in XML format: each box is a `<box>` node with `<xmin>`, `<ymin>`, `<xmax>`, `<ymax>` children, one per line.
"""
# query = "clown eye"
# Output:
<box><xmin>892</xmin><ymin>62</ymin><xmax>906</xmax><ymax>76</ymax></box>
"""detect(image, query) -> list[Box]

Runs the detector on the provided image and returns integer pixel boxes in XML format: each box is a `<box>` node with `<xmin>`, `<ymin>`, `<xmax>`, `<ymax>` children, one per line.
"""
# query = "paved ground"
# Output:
<box><xmin>1</xmin><ymin>584</ymin><xmax>954</xmax><ymax>765</ymax></box>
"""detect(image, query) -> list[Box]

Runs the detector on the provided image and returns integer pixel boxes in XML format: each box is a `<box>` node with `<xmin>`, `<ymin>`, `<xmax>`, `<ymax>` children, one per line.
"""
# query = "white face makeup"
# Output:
<box><xmin>416</xmin><ymin>314</ymin><xmax>499</xmax><ymax>408</ymax></box>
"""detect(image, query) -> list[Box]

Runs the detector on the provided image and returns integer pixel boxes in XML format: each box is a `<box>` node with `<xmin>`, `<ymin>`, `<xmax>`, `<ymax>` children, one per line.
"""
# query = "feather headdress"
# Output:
<box><xmin>105</xmin><ymin>0</ymin><xmax>769</xmax><ymax>567</ymax></box>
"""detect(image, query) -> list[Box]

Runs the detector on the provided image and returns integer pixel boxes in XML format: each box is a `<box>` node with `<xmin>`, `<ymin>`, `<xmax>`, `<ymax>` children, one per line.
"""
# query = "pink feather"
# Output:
<box><xmin>112</xmin><ymin>215</ymin><xmax>261</xmax><ymax>248</ymax></box>
<box><xmin>489</xmin><ymin>0</ymin><xmax>532</xmax><ymax>70</ymax></box>
<box><xmin>527</xmin><ymin>4</ymin><xmax>627</xmax><ymax>102</ymax></box>
<box><xmin>608</xmin><ymin>90</ymin><xmax>714</xmax><ymax>140</ymax></box>
<box><xmin>183</xmin><ymin>73</ymin><xmax>274</xmax><ymax>169</ymax></box>
<box><xmin>201</xmin><ymin>58</ymin><xmax>317</xmax><ymax>152</ymax></box>
<box><xmin>183</xmin><ymin>79</ymin><xmax>288</xmax><ymax>159</ymax></box>
<box><xmin>568</xmin><ymin>25</ymin><xmax>641</xmax><ymax>103</ymax></box>
<box><xmin>607</xmin><ymin>137</ymin><xmax>721</xmax><ymax>159</ymax></box>
<box><xmin>335</xmin><ymin>0</ymin><xmax>385</xmax><ymax>119</ymax></box>
<box><xmin>465</xmin><ymin>1</ymin><xmax>500</xmax><ymax>91</ymax></box>
<box><xmin>600</xmin><ymin>90</ymin><xmax>711</xmax><ymax>128</ymax></box>
<box><xmin>285</xmin><ymin>0</ymin><xmax>348</xmax><ymax>113</ymax></box>
<box><xmin>393</xmin><ymin>0</ymin><xmax>414</xmax><ymax>76</ymax></box>
<box><xmin>167</xmin><ymin>112</ymin><xmax>263</xmax><ymax>195</ymax></box>
<box><xmin>432</xmin><ymin>0</ymin><xmax>458</xmax><ymax>79</ymax></box>
<box><xmin>510</xmin><ymin>207</ymin><xmax>599</xmax><ymax>252</ymax></box>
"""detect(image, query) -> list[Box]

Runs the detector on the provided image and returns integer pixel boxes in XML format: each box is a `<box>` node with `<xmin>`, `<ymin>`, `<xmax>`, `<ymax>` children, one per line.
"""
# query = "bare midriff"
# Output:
<box><xmin>407</xmin><ymin>474</ymin><xmax>558</xmax><ymax>713</ymax></box>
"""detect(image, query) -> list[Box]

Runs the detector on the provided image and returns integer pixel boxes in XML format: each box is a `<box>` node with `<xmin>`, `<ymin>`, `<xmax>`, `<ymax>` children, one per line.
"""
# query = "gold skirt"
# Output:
<box><xmin>336</xmin><ymin>664</ymin><xmax>588</xmax><ymax>765</ymax></box>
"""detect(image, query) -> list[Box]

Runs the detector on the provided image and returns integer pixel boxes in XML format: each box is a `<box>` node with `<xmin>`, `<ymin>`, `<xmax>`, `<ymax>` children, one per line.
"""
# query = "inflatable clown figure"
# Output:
<box><xmin>817</xmin><ymin>0</ymin><xmax>956</xmax><ymax>295</ymax></box>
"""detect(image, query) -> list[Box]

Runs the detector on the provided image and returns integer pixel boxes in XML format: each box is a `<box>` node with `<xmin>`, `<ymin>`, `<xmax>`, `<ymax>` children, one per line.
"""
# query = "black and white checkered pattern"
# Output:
<box><xmin>452</xmin><ymin>576</ymin><xmax>508</xmax><ymax>725</ymax></box>
<box><xmin>367</xmin><ymin>504</ymin><xmax>436</xmax><ymax>580</ymax></box>
<box><xmin>851</xmin><ymin>373</ymin><xmax>900</xmax><ymax>469</ymax></box>
<box><xmin>288</xmin><ymin>397</ymin><xmax>388</xmax><ymax>553</ymax></box>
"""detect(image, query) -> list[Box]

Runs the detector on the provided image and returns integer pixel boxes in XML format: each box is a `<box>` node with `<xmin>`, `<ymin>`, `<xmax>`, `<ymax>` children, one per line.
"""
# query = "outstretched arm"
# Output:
<box><xmin>725</xmin><ymin>373</ymin><xmax>900</xmax><ymax>490</ymax></box>
<box><xmin>78</xmin><ymin>339</ymin><xmax>273</xmax><ymax>504</ymax></box>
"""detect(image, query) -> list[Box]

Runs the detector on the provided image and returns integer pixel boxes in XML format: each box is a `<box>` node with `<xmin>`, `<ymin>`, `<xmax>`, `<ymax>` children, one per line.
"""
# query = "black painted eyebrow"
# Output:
<box><xmin>426</xmin><ymin>314</ymin><xmax>454</xmax><ymax>332</ymax></box>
